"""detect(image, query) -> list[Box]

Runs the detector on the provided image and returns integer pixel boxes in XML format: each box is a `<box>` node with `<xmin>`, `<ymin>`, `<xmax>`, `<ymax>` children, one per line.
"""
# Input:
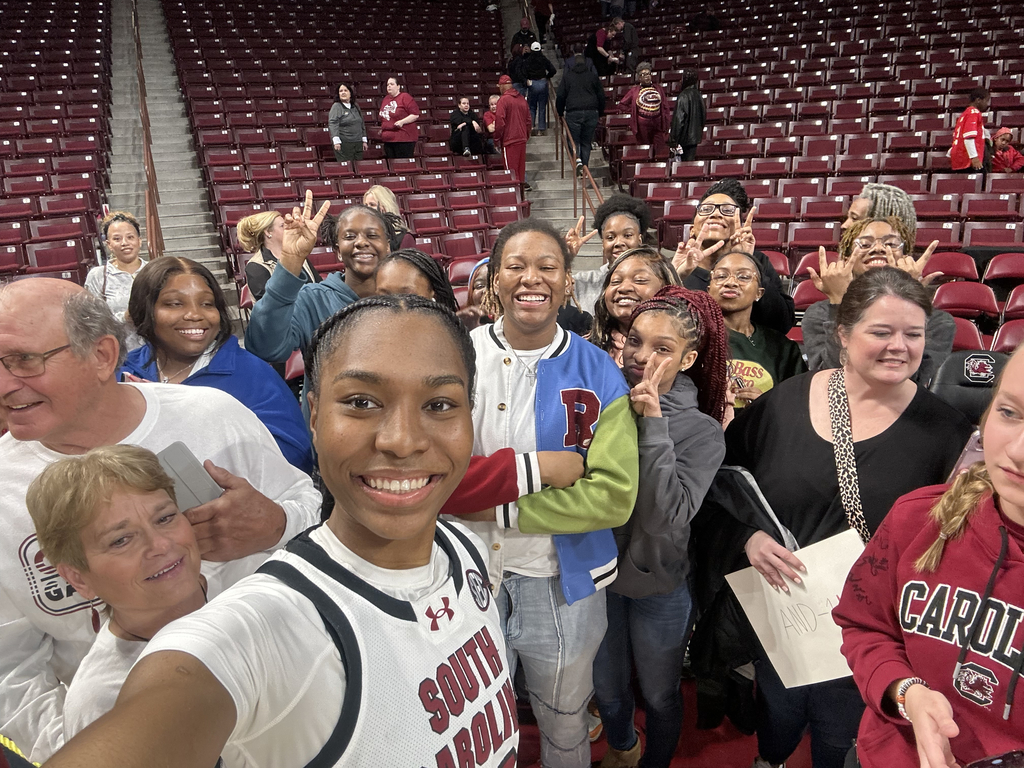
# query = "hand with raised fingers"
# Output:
<box><xmin>565</xmin><ymin>215</ymin><xmax>598</xmax><ymax>257</ymax></box>
<box><xmin>672</xmin><ymin>220</ymin><xmax>725</xmax><ymax>278</ymax></box>
<box><xmin>729</xmin><ymin>206</ymin><xmax>758</xmax><ymax>254</ymax></box>
<box><xmin>895</xmin><ymin>239</ymin><xmax>939</xmax><ymax>284</ymax></box>
<box><xmin>806</xmin><ymin>246</ymin><xmax>855</xmax><ymax>305</ymax></box>
<box><xmin>280</xmin><ymin>190</ymin><xmax>332</xmax><ymax>277</ymax></box>
<box><xmin>629</xmin><ymin>356</ymin><xmax>672</xmax><ymax>418</ymax></box>
<box><xmin>744</xmin><ymin>530</ymin><xmax>806</xmax><ymax>592</ymax></box>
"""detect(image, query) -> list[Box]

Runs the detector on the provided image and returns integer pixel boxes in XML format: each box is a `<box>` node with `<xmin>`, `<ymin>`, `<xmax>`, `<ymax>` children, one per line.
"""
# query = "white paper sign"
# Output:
<box><xmin>726</xmin><ymin>528</ymin><xmax>866</xmax><ymax>688</ymax></box>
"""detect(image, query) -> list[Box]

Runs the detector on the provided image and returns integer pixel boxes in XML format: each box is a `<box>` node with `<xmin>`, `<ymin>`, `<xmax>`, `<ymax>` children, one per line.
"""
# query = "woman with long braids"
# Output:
<box><xmin>588</xmin><ymin>246</ymin><xmax>679</xmax><ymax>366</ymax></box>
<box><xmin>725</xmin><ymin>267</ymin><xmax>972</xmax><ymax>768</ymax></box>
<box><xmin>593</xmin><ymin>286</ymin><xmax>728</xmax><ymax>768</ymax></box>
<box><xmin>835</xmin><ymin>344</ymin><xmax>1024</xmax><ymax>767</ymax></box>
<box><xmin>374</xmin><ymin>248</ymin><xmax>460</xmax><ymax>313</ymax></box>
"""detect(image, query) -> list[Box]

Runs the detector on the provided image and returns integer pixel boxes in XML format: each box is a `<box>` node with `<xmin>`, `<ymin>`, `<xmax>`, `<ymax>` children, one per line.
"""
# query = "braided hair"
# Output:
<box><xmin>628</xmin><ymin>285</ymin><xmax>729</xmax><ymax>423</ymax></box>
<box><xmin>317</xmin><ymin>204</ymin><xmax>397</xmax><ymax>254</ymax></box>
<box><xmin>856</xmin><ymin>183</ymin><xmax>918</xmax><ymax>247</ymax></box>
<box><xmin>304</xmin><ymin>294</ymin><xmax>476</xmax><ymax>402</ymax></box>
<box><xmin>376</xmin><ymin>249</ymin><xmax>460</xmax><ymax>313</ymax></box>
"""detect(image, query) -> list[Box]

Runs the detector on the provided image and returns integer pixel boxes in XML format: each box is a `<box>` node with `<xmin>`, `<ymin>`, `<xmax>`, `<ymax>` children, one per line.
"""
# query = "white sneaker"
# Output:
<box><xmin>752</xmin><ymin>758</ymin><xmax>785</xmax><ymax>768</ymax></box>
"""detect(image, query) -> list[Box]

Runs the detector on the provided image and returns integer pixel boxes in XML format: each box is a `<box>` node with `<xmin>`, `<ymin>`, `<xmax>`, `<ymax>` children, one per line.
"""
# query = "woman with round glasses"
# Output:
<box><xmin>672</xmin><ymin>179</ymin><xmax>795</xmax><ymax>335</ymax></box>
<box><xmin>707</xmin><ymin>250</ymin><xmax>805</xmax><ymax>413</ymax></box>
<box><xmin>802</xmin><ymin>216</ymin><xmax>954</xmax><ymax>385</ymax></box>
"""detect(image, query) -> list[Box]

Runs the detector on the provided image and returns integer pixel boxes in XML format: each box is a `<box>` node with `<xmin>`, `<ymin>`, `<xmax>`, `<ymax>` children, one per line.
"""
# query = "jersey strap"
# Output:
<box><xmin>436</xmin><ymin>519</ymin><xmax>489</xmax><ymax>580</ymax></box>
<box><xmin>257</xmin><ymin>560</ymin><xmax>363</xmax><ymax>768</ymax></box>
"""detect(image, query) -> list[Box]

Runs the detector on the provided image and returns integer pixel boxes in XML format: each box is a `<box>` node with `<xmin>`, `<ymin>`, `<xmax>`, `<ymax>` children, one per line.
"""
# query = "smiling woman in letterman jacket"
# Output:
<box><xmin>834</xmin><ymin>345</ymin><xmax>1024</xmax><ymax>768</ymax></box>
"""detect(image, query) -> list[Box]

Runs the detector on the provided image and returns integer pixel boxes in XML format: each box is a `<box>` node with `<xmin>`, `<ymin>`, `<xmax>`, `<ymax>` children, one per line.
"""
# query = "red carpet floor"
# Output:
<box><xmin>516</xmin><ymin>680</ymin><xmax>813</xmax><ymax>768</ymax></box>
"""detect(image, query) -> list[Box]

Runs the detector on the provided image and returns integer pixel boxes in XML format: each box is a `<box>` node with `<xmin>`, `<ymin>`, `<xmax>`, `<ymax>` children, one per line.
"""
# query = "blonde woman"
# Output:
<box><xmin>835</xmin><ymin>345</ymin><xmax>1024</xmax><ymax>767</ymax></box>
<box><xmin>238</xmin><ymin>211</ymin><xmax>321</xmax><ymax>301</ymax></box>
<box><xmin>362</xmin><ymin>185</ymin><xmax>414</xmax><ymax>251</ymax></box>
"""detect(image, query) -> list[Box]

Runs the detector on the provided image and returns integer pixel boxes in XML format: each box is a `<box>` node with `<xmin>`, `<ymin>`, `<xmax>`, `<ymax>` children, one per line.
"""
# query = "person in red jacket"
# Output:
<box><xmin>834</xmin><ymin>345</ymin><xmax>1024</xmax><ymax>768</ymax></box>
<box><xmin>378</xmin><ymin>76</ymin><xmax>420</xmax><ymax>159</ymax></box>
<box><xmin>495</xmin><ymin>74</ymin><xmax>532</xmax><ymax>190</ymax></box>
<box><xmin>992</xmin><ymin>127</ymin><xmax>1024</xmax><ymax>173</ymax></box>
<box><xmin>950</xmin><ymin>87</ymin><xmax>991</xmax><ymax>173</ymax></box>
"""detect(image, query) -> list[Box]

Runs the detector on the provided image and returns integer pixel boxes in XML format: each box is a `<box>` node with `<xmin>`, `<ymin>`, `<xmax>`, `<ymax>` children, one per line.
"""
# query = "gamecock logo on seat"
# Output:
<box><xmin>964</xmin><ymin>353</ymin><xmax>996</xmax><ymax>383</ymax></box>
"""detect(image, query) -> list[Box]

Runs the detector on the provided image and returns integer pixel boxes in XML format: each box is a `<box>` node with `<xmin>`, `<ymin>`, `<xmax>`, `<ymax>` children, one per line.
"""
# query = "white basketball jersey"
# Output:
<box><xmin>259</xmin><ymin>520</ymin><xmax>519</xmax><ymax>768</ymax></box>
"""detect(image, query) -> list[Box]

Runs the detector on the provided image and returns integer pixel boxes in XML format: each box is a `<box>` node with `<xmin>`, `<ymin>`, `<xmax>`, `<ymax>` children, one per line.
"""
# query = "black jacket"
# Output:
<box><xmin>523</xmin><ymin>50</ymin><xmax>556</xmax><ymax>81</ymax></box>
<box><xmin>669</xmin><ymin>84</ymin><xmax>706</xmax><ymax>148</ymax></box>
<box><xmin>510</xmin><ymin>28</ymin><xmax>537</xmax><ymax>52</ymax></box>
<box><xmin>684</xmin><ymin>249</ymin><xmax>795</xmax><ymax>333</ymax></box>
<box><xmin>556</xmin><ymin>60</ymin><xmax>606</xmax><ymax>115</ymax></box>
<box><xmin>507</xmin><ymin>54</ymin><xmax>528</xmax><ymax>85</ymax></box>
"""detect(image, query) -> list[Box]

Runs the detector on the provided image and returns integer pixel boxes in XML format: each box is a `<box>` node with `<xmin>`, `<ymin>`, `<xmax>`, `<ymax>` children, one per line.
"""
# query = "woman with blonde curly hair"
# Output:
<box><xmin>237</xmin><ymin>211</ymin><xmax>320</xmax><ymax>301</ymax></box>
<box><xmin>835</xmin><ymin>344</ymin><xmax>1024</xmax><ymax>768</ymax></box>
<box><xmin>802</xmin><ymin>215</ymin><xmax>954</xmax><ymax>384</ymax></box>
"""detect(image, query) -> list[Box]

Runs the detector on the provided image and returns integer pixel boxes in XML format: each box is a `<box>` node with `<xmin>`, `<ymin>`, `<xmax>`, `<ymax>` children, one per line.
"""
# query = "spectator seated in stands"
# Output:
<box><xmin>482</xmin><ymin>94</ymin><xmax>501</xmax><ymax>154</ymax></box>
<box><xmin>802</xmin><ymin>216</ymin><xmax>953</xmax><ymax>385</ymax></box>
<box><xmin>455</xmin><ymin>257</ymin><xmax>492</xmax><ymax>330</ymax></box>
<box><xmin>668</xmin><ymin>68</ymin><xmax>705</xmax><ymax>162</ymax></box>
<box><xmin>672</xmin><ymin>179</ymin><xmax>795</xmax><ymax>333</ymax></box>
<box><xmin>245</xmin><ymin>195</ymin><xmax>393</xmax><ymax>421</ymax></box>
<box><xmin>586</xmin><ymin>20</ymin><xmax>621</xmax><ymax>77</ymax></box>
<box><xmin>328</xmin><ymin>83</ymin><xmax>368</xmax><ymax>163</ymax></box>
<box><xmin>618</xmin><ymin>62</ymin><xmax>671</xmax><ymax>160</ymax></box>
<box><xmin>523</xmin><ymin>41</ymin><xmax>556</xmax><ymax>135</ymax></box>
<box><xmin>121</xmin><ymin>257</ymin><xmax>312</xmax><ymax>474</ymax></box>
<box><xmin>0</xmin><ymin>279</ymin><xmax>320</xmax><ymax>762</ymax></box>
<box><xmin>362</xmin><ymin>184</ymin><xmax>415</xmax><ymax>251</ymax></box>
<box><xmin>28</xmin><ymin>445</ymin><xmax>270</xmax><ymax>743</ymax></box>
<box><xmin>841</xmin><ymin>182</ymin><xmax>918</xmax><ymax>241</ymax></box>
<box><xmin>85</xmin><ymin>211</ymin><xmax>147</xmax><ymax>350</ymax></box>
<box><xmin>238</xmin><ymin>211</ymin><xmax>322</xmax><ymax>301</ymax></box>
<box><xmin>448</xmin><ymin>97</ymin><xmax>486</xmax><ymax>156</ymax></box>
<box><xmin>557</xmin><ymin>41</ymin><xmax>606</xmax><ymax>176</ymax></box>
<box><xmin>588</xmin><ymin>246</ymin><xmax>679</xmax><ymax>365</ymax></box>
<box><xmin>950</xmin><ymin>86</ymin><xmax>991</xmax><ymax>174</ymax></box>
<box><xmin>992</xmin><ymin>126</ymin><xmax>1024</xmax><ymax>173</ymax></box>
<box><xmin>568</xmin><ymin>193</ymin><xmax>658</xmax><ymax>313</ymax></box>
<box><xmin>707</xmin><ymin>250</ymin><xmax>805</xmax><ymax>411</ymax></box>
<box><xmin>374</xmin><ymin>248</ymin><xmax>460</xmax><ymax>312</ymax></box>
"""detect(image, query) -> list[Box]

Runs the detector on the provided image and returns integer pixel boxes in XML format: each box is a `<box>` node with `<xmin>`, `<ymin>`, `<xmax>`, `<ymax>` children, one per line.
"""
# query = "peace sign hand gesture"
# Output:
<box><xmin>894</xmin><ymin>239</ymin><xmax>941</xmax><ymax>284</ymax></box>
<box><xmin>672</xmin><ymin>220</ymin><xmax>725</xmax><ymax>278</ymax></box>
<box><xmin>629</xmin><ymin>356</ymin><xmax>673</xmax><ymax>418</ymax></box>
<box><xmin>280</xmin><ymin>190</ymin><xmax>332</xmax><ymax>277</ymax></box>
<box><xmin>806</xmin><ymin>246</ymin><xmax>855</xmax><ymax>305</ymax></box>
<box><xmin>565</xmin><ymin>215</ymin><xmax>598</xmax><ymax>257</ymax></box>
<box><xmin>729</xmin><ymin>206</ymin><xmax>758</xmax><ymax>254</ymax></box>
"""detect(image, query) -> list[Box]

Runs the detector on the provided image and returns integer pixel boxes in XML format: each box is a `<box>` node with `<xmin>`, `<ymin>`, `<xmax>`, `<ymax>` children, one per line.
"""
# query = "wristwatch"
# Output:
<box><xmin>896</xmin><ymin>677</ymin><xmax>929</xmax><ymax>722</ymax></box>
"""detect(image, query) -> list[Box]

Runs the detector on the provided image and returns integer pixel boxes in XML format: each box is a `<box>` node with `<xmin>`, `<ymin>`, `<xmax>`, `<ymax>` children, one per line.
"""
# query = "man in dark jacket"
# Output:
<box><xmin>510</xmin><ymin>17</ymin><xmax>537</xmax><ymax>52</ymax></box>
<box><xmin>495</xmin><ymin>75</ymin><xmax>532</xmax><ymax>188</ymax></box>
<box><xmin>448</xmin><ymin>97</ymin><xmax>485</xmax><ymax>156</ymax></box>
<box><xmin>669</xmin><ymin>68</ymin><xmax>705</xmax><ymax>161</ymax></box>
<box><xmin>523</xmin><ymin>41</ymin><xmax>557</xmax><ymax>134</ymax></box>
<box><xmin>556</xmin><ymin>43</ymin><xmax>606</xmax><ymax>176</ymax></box>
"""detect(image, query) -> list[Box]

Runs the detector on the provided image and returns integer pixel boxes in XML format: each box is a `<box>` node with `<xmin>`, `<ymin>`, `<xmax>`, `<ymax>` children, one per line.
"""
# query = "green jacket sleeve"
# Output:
<box><xmin>515</xmin><ymin>394</ymin><xmax>639</xmax><ymax>534</ymax></box>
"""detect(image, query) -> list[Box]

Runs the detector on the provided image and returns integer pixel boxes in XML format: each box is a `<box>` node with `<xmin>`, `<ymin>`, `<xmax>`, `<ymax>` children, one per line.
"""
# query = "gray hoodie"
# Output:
<box><xmin>611</xmin><ymin>374</ymin><xmax>725</xmax><ymax>598</ymax></box>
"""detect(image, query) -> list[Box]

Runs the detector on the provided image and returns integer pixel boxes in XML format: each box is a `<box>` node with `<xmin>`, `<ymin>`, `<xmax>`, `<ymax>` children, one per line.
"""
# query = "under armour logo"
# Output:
<box><xmin>425</xmin><ymin>596</ymin><xmax>455</xmax><ymax>631</ymax></box>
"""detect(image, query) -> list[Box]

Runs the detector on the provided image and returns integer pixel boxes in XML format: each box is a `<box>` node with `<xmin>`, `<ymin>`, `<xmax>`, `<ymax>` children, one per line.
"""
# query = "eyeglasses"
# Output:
<box><xmin>0</xmin><ymin>344</ymin><xmax>72</xmax><ymax>378</ymax></box>
<box><xmin>710</xmin><ymin>270</ymin><xmax>758</xmax><ymax>284</ymax></box>
<box><xmin>696</xmin><ymin>203</ymin><xmax>739</xmax><ymax>218</ymax></box>
<box><xmin>853</xmin><ymin>237</ymin><xmax>904</xmax><ymax>252</ymax></box>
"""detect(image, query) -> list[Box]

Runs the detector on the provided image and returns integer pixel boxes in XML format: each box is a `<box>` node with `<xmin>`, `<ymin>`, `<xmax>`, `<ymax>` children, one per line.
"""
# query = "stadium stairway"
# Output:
<box><xmin>106</xmin><ymin>0</ymin><xmax>231</xmax><ymax>297</ymax></box>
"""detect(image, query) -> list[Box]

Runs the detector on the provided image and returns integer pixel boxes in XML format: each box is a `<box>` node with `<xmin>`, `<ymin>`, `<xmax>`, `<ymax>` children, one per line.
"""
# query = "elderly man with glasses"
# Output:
<box><xmin>0</xmin><ymin>278</ymin><xmax>321</xmax><ymax>762</ymax></box>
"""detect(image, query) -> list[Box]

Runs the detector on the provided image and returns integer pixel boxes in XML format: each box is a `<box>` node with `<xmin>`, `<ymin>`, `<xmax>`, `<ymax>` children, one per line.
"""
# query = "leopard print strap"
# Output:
<box><xmin>827</xmin><ymin>368</ymin><xmax>871</xmax><ymax>543</ymax></box>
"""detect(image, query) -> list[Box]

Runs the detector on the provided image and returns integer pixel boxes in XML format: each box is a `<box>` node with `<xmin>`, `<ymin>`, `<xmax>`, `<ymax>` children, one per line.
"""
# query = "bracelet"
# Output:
<box><xmin>896</xmin><ymin>677</ymin><xmax>929</xmax><ymax>722</ymax></box>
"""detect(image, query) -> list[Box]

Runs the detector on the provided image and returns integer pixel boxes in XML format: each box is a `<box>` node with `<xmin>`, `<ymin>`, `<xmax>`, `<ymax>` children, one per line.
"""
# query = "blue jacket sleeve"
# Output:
<box><xmin>244</xmin><ymin>268</ymin><xmax>318</xmax><ymax>363</ymax></box>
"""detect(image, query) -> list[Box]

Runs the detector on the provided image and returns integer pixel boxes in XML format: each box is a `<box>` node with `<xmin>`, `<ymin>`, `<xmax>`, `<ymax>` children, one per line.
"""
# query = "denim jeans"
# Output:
<box><xmin>528</xmin><ymin>78</ymin><xmax>550</xmax><ymax>130</ymax></box>
<box><xmin>754</xmin><ymin>657</ymin><xmax>865</xmax><ymax>768</ymax></box>
<box><xmin>565</xmin><ymin>109</ymin><xmax>599</xmax><ymax>167</ymax></box>
<box><xmin>593</xmin><ymin>585</ymin><xmax>694</xmax><ymax>768</ymax></box>
<box><xmin>498</xmin><ymin>572</ymin><xmax>608</xmax><ymax>768</ymax></box>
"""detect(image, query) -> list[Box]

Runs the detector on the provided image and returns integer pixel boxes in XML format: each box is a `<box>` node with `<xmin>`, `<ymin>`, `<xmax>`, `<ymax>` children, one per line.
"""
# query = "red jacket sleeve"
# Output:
<box><xmin>441</xmin><ymin>449</ymin><xmax>520</xmax><ymax>515</ymax></box>
<box><xmin>833</xmin><ymin>492</ymin><xmax>930</xmax><ymax>723</ymax></box>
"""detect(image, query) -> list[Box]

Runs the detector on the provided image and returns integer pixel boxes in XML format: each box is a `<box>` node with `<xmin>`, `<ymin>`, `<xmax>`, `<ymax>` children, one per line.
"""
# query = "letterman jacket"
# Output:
<box><xmin>459</xmin><ymin>320</ymin><xmax>639</xmax><ymax>605</ymax></box>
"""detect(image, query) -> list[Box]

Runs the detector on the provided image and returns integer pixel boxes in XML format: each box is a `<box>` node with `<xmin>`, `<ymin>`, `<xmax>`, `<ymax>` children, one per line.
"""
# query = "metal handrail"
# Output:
<box><xmin>557</xmin><ymin>115</ymin><xmax>604</xmax><ymax>229</ymax></box>
<box><xmin>132</xmin><ymin>0</ymin><xmax>164</xmax><ymax>259</ymax></box>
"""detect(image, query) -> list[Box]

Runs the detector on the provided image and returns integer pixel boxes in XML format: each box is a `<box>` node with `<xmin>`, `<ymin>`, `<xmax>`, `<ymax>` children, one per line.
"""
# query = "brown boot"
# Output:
<box><xmin>599</xmin><ymin>738</ymin><xmax>641</xmax><ymax>768</ymax></box>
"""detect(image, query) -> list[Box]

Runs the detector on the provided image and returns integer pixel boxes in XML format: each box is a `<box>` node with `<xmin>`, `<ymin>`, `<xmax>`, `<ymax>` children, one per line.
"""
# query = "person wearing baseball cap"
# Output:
<box><xmin>523</xmin><ymin>40</ymin><xmax>556</xmax><ymax>135</ymax></box>
<box><xmin>495</xmin><ymin>75</ymin><xmax>532</xmax><ymax>190</ymax></box>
